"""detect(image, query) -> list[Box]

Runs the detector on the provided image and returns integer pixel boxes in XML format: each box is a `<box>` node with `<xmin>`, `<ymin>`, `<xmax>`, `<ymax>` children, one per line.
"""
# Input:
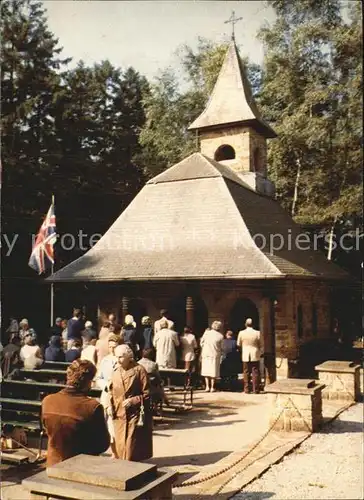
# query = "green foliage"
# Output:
<box><xmin>259</xmin><ymin>0</ymin><xmax>362</xmax><ymax>231</ymax></box>
<box><xmin>140</xmin><ymin>37</ymin><xmax>262</xmax><ymax>175</ymax></box>
<box><xmin>1</xmin><ymin>0</ymin><xmax>148</xmax><ymax>329</ymax></box>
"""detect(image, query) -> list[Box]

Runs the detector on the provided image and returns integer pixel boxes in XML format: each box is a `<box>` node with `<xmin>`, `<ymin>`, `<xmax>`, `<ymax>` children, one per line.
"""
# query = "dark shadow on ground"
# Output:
<box><xmin>320</xmin><ymin>419</ymin><xmax>363</xmax><ymax>434</ymax></box>
<box><xmin>174</xmin><ymin>489</ymin><xmax>275</xmax><ymax>499</ymax></box>
<box><xmin>1</xmin><ymin>460</ymin><xmax>45</xmax><ymax>484</ymax></box>
<box><xmin>224</xmin><ymin>492</ymin><xmax>275</xmax><ymax>500</ymax></box>
<box><xmin>146</xmin><ymin>450</ymin><xmax>230</xmax><ymax>472</ymax></box>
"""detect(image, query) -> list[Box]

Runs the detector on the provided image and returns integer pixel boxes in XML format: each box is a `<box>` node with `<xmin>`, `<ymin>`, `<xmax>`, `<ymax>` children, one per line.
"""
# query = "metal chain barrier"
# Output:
<box><xmin>173</xmin><ymin>403</ymin><xmax>287</xmax><ymax>489</ymax></box>
<box><xmin>173</xmin><ymin>395</ymin><xmax>313</xmax><ymax>491</ymax></box>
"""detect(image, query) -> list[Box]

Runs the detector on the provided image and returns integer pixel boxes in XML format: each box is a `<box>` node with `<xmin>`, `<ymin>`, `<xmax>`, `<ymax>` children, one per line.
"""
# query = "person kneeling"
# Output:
<box><xmin>42</xmin><ymin>359</ymin><xmax>110</xmax><ymax>466</ymax></box>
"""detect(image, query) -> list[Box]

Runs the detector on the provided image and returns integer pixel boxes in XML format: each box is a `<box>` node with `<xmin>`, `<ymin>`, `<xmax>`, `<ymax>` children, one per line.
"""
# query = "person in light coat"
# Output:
<box><xmin>153</xmin><ymin>319</ymin><xmax>179</xmax><ymax>368</ymax></box>
<box><xmin>154</xmin><ymin>309</ymin><xmax>174</xmax><ymax>334</ymax></box>
<box><xmin>237</xmin><ymin>318</ymin><xmax>261</xmax><ymax>394</ymax></box>
<box><xmin>200</xmin><ymin>321</ymin><xmax>224</xmax><ymax>392</ymax></box>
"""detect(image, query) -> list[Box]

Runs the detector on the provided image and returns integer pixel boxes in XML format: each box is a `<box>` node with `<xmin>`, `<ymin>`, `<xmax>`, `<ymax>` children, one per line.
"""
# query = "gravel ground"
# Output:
<box><xmin>233</xmin><ymin>403</ymin><xmax>363</xmax><ymax>500</ymax></box>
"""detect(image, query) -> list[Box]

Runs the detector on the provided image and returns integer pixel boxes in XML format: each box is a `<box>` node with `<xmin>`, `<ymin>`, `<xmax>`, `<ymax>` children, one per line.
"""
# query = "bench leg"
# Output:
<box><xmin>36</xmin><ymin>429</ymin><xmax>45</xmax><ymax>460</ymax></box>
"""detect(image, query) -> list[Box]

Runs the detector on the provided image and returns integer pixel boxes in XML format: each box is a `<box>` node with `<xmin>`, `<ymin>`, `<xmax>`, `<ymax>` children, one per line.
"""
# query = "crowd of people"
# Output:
<box><xmin>1</xmin><ymin>309</ymin><xmax>263</xmax><ymax>394</ymax></box>
<box><xmin>1</xmin><ymin>308</ymin><xmax>263</xmax><ymax>467</ymax></box>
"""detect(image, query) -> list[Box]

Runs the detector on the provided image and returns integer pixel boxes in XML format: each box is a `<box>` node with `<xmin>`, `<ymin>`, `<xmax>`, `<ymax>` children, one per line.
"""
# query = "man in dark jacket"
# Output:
<box><xmin>42</xmin><ymin>359</ymin><xmax>110</xmax><ymax>466</ymax></box>
<box><xmin>50</xmin><ymin>317</ymin><xmax>63</xmax><ymax>337</ymax></box>
<box><xmin>45</xmin><ymin>335</ymin><xmax>65</xmax><ymax>362</ymax></box>
<box><xmin>67</xmin><ymin>308</ymin><xmax>85</xmax><ymax>348</ymax></box>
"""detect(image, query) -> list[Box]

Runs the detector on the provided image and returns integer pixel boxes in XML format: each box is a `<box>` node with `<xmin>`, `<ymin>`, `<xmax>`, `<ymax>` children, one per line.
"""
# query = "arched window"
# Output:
<box><xmin>214</xmin><ymin>144</ymin><xmax>235</xmax><ymax>161</ymax></box>
<box><xmin>297</xmin><ymin>304</ymin><xmax>303</xmax><ymax>339</ymax></box>
<box><xmin>312</xmin><ymin>303</ymin><xmax>318</xmax><ymax>337</ymax></box>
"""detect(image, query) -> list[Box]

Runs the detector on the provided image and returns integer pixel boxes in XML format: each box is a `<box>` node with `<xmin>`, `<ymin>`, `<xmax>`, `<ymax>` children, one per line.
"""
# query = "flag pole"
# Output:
<box><xmin>50</xmin><ymin>194</ymin><xmax>55</xmax><ymax>327</ymax></box>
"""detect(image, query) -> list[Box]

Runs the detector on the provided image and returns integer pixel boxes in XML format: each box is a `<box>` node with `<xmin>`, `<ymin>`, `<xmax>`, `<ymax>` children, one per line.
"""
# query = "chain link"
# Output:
<box><xmin>173</xmin><ymin>403</ymin><xmax>287</xmax><ymax>489</ymax></box>
<box><xmin>173</xmin><ymin>395</ymin><xmax>313</xmax><ymax>491</ymax></box>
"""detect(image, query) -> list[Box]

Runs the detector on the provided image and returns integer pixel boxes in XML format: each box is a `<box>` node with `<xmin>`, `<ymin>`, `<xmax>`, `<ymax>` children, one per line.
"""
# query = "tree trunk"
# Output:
<box><xmin>327</xmin><ymin>216</ymin><xmax>337</xmax><ymax>260</ymax></box>
<box><xmin>291</xmin><ymin>157</ymin><xmax>301</xmax><ymax>217</ymax></box>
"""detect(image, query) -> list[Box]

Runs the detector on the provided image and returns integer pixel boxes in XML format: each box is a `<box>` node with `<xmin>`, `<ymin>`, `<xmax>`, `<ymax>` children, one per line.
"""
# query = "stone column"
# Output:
<box><xmin>261</xmin><ymin>297</ymin><xmax>276</xmax><ymax>385</ymax></box>
<box><xmin>265</xmin><ymin>379</ymin><xmax>325</xmax><ymax>433</ymax></box>
<box><xmin>186</xmin><ymin>296</ymin><xmax>194</xmax><ymax>330</ymax></box>
<box><xmin>315</xmin><ymin>360</ymin><xmax>361</xmax><ymax>402</ymax></box>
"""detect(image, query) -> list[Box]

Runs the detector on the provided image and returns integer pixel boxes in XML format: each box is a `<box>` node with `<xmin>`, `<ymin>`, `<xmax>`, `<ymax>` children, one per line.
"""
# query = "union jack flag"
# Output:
<box><xmin>28</xmin><ymin>202</ymin><xmax>57</xmax><ymax>274</ymax></box>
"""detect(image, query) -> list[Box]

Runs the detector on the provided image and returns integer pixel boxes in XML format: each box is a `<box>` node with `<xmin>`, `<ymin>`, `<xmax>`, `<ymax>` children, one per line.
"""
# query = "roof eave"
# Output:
<box><xmin>188</xmin><ymin>119</ymin><xmax>277</xmax><ymax>139</ymax></box>
<box><xmin>46</xmin><ymin>273</ymin><xmax>287</xmax><ymax>283</ymax></box>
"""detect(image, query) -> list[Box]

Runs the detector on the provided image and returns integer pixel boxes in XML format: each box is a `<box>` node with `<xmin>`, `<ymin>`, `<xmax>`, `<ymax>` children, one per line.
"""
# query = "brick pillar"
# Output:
<box><xmin>186</xmin><ymin>296</ymin><xmax>194</xmax><ymax>330</ymax></box>
<box><xmin>261</xmin><ymin>297</ymin><xmax>276</xmax><ymax>385</ymax></box>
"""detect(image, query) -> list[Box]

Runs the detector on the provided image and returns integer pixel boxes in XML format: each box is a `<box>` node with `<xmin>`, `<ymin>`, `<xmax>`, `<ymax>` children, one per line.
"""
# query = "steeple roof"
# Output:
<box><xmin>188</xmin><ymin>41</ymin><xmax>277</xmax><ymax>138</ymax></box>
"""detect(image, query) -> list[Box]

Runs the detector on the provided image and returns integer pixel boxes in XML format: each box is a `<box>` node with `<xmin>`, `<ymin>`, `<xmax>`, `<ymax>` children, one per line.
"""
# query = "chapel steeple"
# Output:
<box><xmin>188</xmin><ymin>40</ymin><xmax>277</xmax><ymax>193</ymax></box>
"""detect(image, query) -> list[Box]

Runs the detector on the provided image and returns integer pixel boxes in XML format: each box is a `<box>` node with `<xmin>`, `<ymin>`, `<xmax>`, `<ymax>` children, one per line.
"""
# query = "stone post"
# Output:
<box><xmin>261</xmin><ymin>297</ymin><xmax>276</xmax><ymax>385</ymax></box>
<box><xmin>186</xmin><ymin>296</ymin><xmax>194</xmax><ymax>330</ymax></box>
<box><xmin>315</xmin><ymin>360</ymin><xmax>361</xmax><ymax>402</ymax></box>
<box><xmin>265</xmin><ymin>379</ymin><xmax>325</xmax><ymax>433</ymax></box>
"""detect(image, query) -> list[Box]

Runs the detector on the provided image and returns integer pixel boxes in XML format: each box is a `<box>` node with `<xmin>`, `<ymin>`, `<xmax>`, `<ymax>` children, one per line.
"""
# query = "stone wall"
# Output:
<box><xmin>274</xmin><ymin>279</ymin><xmax>333</xmax><ymax>379</ymax></box>
<box><xmin>316</xmin><ymin>361</ymin><xmax>361</xmax><ymax>402</ymax></box>
<box><xmin>267</xmin><ymin>382</ymin><xmax>324</xmax><ymax>432</ymax></box>
<box><xmin>293</xmin><ymin>280</ymin><xmax>331</xmax><ymax>343</ymax></box>
<box><xmin>199</xmin><ymin>126</ymin><xmax>267</xmax><ymax>175</ymax></box>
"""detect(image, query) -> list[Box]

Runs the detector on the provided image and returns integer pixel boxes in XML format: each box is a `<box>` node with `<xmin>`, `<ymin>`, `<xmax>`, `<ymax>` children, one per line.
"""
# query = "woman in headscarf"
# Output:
<box><xmin>110</xmin><ymin>344</ymin><xmax>153</xmax><ymax>461</ymax></box>
<box><xmin>122</xmin><ymin>315</ymin><xmax>138</xmax><ymax>357</ymax></box>
<box><xmin>140</xmin><ymin>316</ymin><xmax>154</xmax><ymax>352</ymax></box>
<box><xmin>45</xmin><ymin>335</ymin><xmax>66</xmax><ymax>362</ymax></box>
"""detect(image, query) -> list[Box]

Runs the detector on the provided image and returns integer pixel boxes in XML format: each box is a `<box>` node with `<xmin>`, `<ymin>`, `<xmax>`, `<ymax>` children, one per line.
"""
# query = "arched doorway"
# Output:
<box><xmin>167</xmin><ymin>294</ymin><xmax>208</xmax><ymax>338</ymax></box>
<box><xmin>229</xmin><ymin>298</ymin><xmax>259</xmax><ymax>334</ymax></box>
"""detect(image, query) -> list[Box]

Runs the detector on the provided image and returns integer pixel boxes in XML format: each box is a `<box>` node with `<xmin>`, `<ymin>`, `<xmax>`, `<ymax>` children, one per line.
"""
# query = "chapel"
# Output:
<box><xmin>49</xmin><ymin>41</ymin><xmax>349</xmax><ymax>380</ymax></box>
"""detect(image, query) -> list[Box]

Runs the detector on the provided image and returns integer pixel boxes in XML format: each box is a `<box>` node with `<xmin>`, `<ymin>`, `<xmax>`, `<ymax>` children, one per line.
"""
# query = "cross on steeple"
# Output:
<box><xmin>224</xmin><ymin>11</ymin><xmax>243</xmax><ymax>41</ymax></box>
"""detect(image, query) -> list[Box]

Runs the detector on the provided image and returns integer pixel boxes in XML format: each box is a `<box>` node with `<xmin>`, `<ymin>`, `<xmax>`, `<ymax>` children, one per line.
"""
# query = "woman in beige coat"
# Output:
<box><xmin>110</xmin><ymin>344</ymin><xmax>153</xmax><ymax>461</ymax></box>
<box><xmin>200</xmin><ymin>321</ymin><xmax>224</xmax><ymax>392</ymax></box>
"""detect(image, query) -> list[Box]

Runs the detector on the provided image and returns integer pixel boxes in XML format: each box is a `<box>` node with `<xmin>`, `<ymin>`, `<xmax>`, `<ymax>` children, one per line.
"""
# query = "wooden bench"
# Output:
<box><xmin>42</xmin><ymin>361</ymin><xmax>70</xmax><ymax>370</ymax></box>
<box><xmin>159</xmin><ymin>368</ymin><xmax>193</xmax><ymax>406</ymax></box>
<box><xmin>2</xmin><ymin>379</ymin><xmax>101</xmax><ymax>398</ymax></box>
<box><xmin>20</xmin><ymin>369</ymin><xmax>67</xmax><ymax>382</ymax></box>
<box><xmin>0</xmin><ymin>397</ymin><xmax>44</xmax><ymax>458</ymax></box>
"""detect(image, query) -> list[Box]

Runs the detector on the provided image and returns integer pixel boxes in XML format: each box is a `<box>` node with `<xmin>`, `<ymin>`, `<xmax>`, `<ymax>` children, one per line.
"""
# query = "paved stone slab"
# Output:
<box><xmin>315</xmin><ymin>361</ymin><xmax>360</xmax><ymax>373</ymax></box>
<box><xmin>47</xmin><ymin>454</ymin><xmax>157</xmax><ymax>491</ymax></box>
<box><xmin>172</xmin><ymin>431</ymin><xmax>310</xmax><ymax>498</ymax></box>
<box><xmin>23</xmin><ymin>468</ymin><xmax>176</xmax><ymax>500</ymax></box>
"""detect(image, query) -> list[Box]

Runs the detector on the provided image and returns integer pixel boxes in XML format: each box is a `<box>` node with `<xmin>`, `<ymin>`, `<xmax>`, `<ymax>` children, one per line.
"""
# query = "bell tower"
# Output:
<box><xmin>188</xmin><ymin>40</ymin><xmax>277</xmax><ymax>196</ymax></box>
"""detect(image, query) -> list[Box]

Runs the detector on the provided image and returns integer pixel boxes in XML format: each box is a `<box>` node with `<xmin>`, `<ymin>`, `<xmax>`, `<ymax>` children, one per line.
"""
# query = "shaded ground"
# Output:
<box><xmin>1</xmin><ymin>390</ymin><xmax>270</xmax><ymax>499</ymax></box>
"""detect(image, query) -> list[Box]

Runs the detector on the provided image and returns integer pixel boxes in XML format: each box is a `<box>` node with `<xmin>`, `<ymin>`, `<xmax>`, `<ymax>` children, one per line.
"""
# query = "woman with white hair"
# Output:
<box><xmin>200</xmin><ymin>321</ymin><xmax>224</xmax><ymax>392</ymax></box>
<box><xmin>110</xmin><ymin>344</ymin><xmax>153</xmax><ymax>461</ymax></box>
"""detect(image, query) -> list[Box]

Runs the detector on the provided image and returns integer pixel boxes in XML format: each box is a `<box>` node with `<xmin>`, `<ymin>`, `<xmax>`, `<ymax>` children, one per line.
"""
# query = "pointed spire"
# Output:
<box><xmin>188</xmin><ymin>41</ymin><xmax>277</xmax><ymax>138</ymax></box>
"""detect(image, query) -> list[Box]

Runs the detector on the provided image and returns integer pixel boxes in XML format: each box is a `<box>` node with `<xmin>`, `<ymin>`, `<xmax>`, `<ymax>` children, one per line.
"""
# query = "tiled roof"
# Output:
<box><xmin>188</xmin><ymin>41</ymin><xmax>277</xmax><ymax>138</ymax></box>
<box><xmin>48</xmin><ymin>154</ymin><xmax>348</xmax><ymax>282</ymax></box>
